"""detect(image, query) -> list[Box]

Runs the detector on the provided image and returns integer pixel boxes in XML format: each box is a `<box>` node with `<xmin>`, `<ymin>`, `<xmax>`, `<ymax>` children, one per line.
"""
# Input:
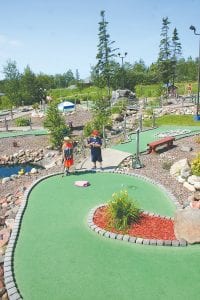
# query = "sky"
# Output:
<box><xmin>1</xmin><ymin>0</ymin><xmax>200</xmax><ymax>80</ymax></box>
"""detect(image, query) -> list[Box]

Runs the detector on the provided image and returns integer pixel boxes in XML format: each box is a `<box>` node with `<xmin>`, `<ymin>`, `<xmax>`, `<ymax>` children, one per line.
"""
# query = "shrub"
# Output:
<box><xmin>191</xmin><ymin>153</ymin><xmax>200</xmax><ymax>176</ymax></box>
<box><xmin>15</xmin><ymin>117</ymin><xmax>30</xmax><ymax>126</ymax></box>
<box><xmin>162</xmin><ymin>160</ymin><xmax>173</xmax><ymax>170</ymax></box>
<box><xmin>43</xmin><ymin>103</ymin><xmax>69</xmax><ymax>148</ymax></box>
<box><xmin>107</xmin><ymin>190</ymin><xmax>140</xmax><ymax>231</ymax></box>
<box><xmin>195</xmin><ymin>136</ymin><xmax>200</xmax><ymax>144</ymax></box>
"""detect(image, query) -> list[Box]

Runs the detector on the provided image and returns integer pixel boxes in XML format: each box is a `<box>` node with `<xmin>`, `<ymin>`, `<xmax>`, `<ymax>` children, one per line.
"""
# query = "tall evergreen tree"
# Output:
<box><xmin>96</xmin><ymin>10</ymin><xmax>118</xmax><ymax>96</ymax></box>
<box><xmin>171</xmin><ymin>27</ymin><xmax>182</xmax><ymax>85</ymax></box>
<box><xmin>158</xmin><ymin>17</ymin><xmax>173</xmax><ymax>87</ymax></box>
<box><xmin>20</xmin><ymin>65</ymin><xmax>39</xmax><ymax>105</ymax></box>
<box><xmin>75</xmin><ymin>69</ymin><xmax>80</xmax><ymax>83</ymax></box>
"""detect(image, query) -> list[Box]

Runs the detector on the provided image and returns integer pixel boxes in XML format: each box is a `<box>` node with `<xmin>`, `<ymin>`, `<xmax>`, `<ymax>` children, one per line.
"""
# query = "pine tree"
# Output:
<box><xmin>158</xmin><ymin>17</ymin><xmax>173</xmax><ymax>87</ymax></box>
<box><xmin>171</xmin><ymin>28</ymin><xmax>182</xmax><ymax>85</ymax></box>
<box><xmin>96</xmin><ymin>10</ymin><xmax>118</xmax><ymax>96</ymax></box>
<box><xmin>43</xmin><ymin>103</ymin><xmax>69</xmax><ymax>149</ymax></box>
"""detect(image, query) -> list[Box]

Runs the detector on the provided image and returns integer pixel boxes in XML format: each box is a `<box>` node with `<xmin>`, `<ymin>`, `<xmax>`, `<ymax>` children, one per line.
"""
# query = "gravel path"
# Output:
<box><xmin>130</xmin><ymin>135</ymin><xmax>199</xmax><ymax>206</ymax></box>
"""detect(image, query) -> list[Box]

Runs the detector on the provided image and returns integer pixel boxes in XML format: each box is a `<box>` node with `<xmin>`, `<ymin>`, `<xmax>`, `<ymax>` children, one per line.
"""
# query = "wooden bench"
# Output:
<box><xmin>147</xmin><ymin>136</ymin><xmax>175</xmax><ymax>154</ymax></box>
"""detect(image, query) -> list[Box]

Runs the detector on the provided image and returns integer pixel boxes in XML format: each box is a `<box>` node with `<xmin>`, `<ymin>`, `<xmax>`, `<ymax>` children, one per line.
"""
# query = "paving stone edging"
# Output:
<box><xmin>3</xmin><ymin>169</ymin><xmax>187</xmax><ymax>299</ymax></box>
<box><xmin>87</xmin><ymin>170</ymin><xmax>188</xmax><ymax>247</ymax></box>
<box><xmin>3</xmin><ymin>171</ymin><xmax>62</xmax><ymax>300</ymax></box>
<box><xmin>88</xmin><ymin>204</ymin><xmax>188</xmax><ymax>247</ymax></box>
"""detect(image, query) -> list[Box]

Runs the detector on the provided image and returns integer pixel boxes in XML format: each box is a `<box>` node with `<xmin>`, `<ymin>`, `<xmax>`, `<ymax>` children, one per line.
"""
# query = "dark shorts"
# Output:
<box><xmin>91</xmin><ymin>152</ymin><xmax>102</xmax><ymax>163</ymax></box>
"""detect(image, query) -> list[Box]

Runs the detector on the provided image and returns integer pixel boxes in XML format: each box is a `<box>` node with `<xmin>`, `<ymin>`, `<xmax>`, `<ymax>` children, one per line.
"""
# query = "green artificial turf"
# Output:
<box><xmin>0</xmin><ymin>129</ymin><xmax>48</xmax><ymax>138</ymax></box>
<box><xmin>112</xmin><ymin>125</ymin><xmax>200</xmax><ymax>154</ymax></box>
<box><xmin>14</xmin><ymin>172</ymin><xmax>200</xmax><ymax>300</ymax></box>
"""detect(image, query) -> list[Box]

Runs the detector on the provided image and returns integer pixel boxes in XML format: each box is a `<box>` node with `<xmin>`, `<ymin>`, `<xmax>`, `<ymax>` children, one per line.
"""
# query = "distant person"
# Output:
<box><xmin>187</xmin><ymin>83</ymin><xmax>192</xmax><ymax>95</ymax></box>
<box><xmin>87</xmin><ymin>130</ymin><xmax>103</xmax><ymax>170</ymax></box>
<box><xmin>62</xmin><ymin>137</ymin><xmax>74</xmax><ymax>176</ymax></box>
<box><xmin>68</xmin><ymin>121</ymin><xmax>73</xmax><ymax>130</ymax></box>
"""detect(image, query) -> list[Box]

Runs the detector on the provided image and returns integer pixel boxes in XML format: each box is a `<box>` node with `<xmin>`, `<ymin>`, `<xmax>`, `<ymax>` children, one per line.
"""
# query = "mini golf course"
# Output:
<box><xmin>112</xmin><ymin>125</ymin><xmax>200</xmax><ymax>154</ymax></box>
<box><xmin>12</xmin><ymin>172</ymin><xmax>200</xmax><ymax>300</ymax></box>
<box><xmin>0</xmin><ymin>129</ymin><xmax>48</xmax><ymax>139</ymax></box>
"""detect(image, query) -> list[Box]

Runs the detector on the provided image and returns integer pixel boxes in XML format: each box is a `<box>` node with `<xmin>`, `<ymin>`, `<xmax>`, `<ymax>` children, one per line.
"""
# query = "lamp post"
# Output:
<box><xmin>118</xmin><ymin>52</ymin><xmax>127</xmax><ymax>89</ymax></box>
<box><xmin>39</xmin><ymin>88</ymin><xmax>47</xmax><ymax>111</ymax></box>
<box><xmin>189</xmin><ymin>25</ymin><xmax>200</xmax><ymax>120</ymax></box>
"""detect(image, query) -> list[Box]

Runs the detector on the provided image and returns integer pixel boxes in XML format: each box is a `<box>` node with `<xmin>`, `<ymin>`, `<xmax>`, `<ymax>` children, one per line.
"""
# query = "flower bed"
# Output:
<box><xmin>93</xmin><ymin>205</ymin><xmax>176</xmax><ymax>240</ymax></box>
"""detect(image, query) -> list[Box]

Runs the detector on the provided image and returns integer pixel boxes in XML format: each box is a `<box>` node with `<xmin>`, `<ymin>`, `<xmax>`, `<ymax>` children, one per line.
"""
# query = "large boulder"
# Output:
<box><xmin>170</xmin><ymin>158</ymin><xmax>190</xmax><ymax>178</ymax></box>
<box><xmin>174</xmin><ymin>207</ymin><xmax>200</xmax><ymax>244</ymax></box>
<box><xmin>111</xmin><ymin>89</ymin><xmax>136</xmax><ymax>105</ymax></box>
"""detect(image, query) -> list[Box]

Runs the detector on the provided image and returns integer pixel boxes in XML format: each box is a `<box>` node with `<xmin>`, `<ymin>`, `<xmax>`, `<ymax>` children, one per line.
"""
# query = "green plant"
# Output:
<box><xmin>162</xmin><ymin>160</ymin><xmax>173</xmax><ymax>170</ymax></box>
<box><xmin>195</xmin><ymin>136</ymin><xmax>200</xmax><ymax>144</ymax></box>
<box><xmin>15</xmin><ymin>117</ymin><xmax>30</xmax><ymax>126</ymax></box>
<box><xmin>191</xmin><ymin>153</ymin><xmax>200</xmax><ymax>176</ymax></box>
<box><xmin>107</xmin><ymin>190</ymin><xmax>140</xmax><ymax>231</ymax></box>
<box><xmin>43</xmin><ymin>103</ymin><xmax>69</xmax><ymax>148</ymax></box>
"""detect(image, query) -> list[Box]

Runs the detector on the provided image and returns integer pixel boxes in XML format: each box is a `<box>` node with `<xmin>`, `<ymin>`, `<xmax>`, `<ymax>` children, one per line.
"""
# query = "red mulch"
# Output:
<box><xmin>93</xmin><ymin>206</ymin><xmax>176</xmax><ymax>240</ymax></box>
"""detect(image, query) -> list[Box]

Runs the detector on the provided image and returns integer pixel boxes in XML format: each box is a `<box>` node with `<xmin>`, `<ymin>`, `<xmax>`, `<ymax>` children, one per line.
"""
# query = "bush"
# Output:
<box><xmin>191</xmin><ymin>153</ymin><xmax>200</xmax><ymax>176</ymax></box>
<box><xmin>195</xmin><ymin>136</ymin><xmax>200</xmax><ymax>144</ymax></box>
<box><xmin>162</xmin><ymin>160</ymin><xmax>173</xmax><ymax>170</ymax></box>
<box><xmin>43</xmin><ymin>103</ymin><xmax>69</xmax><ymax>148</ymax></box>
<box><xmin>15</xmin><ymin>117</ymin><xmax>30</xmax><ymax>126</ymax></box>
<box><xmin>107</xmin><ymin>190</ymin><xmax>140</xmax><ymax>231</ymax></box>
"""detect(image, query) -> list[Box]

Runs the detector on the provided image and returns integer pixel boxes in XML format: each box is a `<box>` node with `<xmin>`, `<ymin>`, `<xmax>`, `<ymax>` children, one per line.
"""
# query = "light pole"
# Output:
<box><xmin>189</xmin><ymin>25</ymin><xmax>200</xmax><ymax>120</ymax></box>
<box><xmin>118</xmin><ymin>52</ymin><xmax>127</xmax><ymax>89</ymax></box>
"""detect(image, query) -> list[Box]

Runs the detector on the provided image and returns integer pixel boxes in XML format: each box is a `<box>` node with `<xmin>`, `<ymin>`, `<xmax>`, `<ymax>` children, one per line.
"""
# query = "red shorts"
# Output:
<box><xmin>64</xmin><ymin>158</ymin><xmax>74</xmax><ymax>168</ymax></box>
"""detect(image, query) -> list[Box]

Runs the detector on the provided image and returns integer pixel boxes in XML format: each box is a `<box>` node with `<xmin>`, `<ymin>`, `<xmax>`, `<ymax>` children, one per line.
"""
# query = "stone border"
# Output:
<box><xmin>3</xmin><ymin>171</ymin><xmax>62</xmax><ymax>300</ymax></box>
<box><xmin>3</xmin><ymin>169</ymin><xmax>187</xmax><ymax>299</ymax></box>
<box><xmin>87</xmin><ymin>170</ymin><xmax>188</xmax><ymax>247</ymax></box>
<box><xmin>88</xmin><ymin>204</ymin><xmax>187</xmax><ymax>247</ymax></box>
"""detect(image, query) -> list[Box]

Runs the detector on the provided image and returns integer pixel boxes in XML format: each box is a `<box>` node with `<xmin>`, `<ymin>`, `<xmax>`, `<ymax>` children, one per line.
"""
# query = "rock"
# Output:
<box><xmin>194</xmin><ymin>182</ymin><xmax>200</xmax><ymax>190</ymax></box>
<box><xmin>0</xmin><ymin>285</ymin><xmax>6</xmax><ymax>298</ymax></box>
<box><xmin>0</xmin><ymin>255</ymin><xmax>4</xmax><ymax>263</ymax></box>
<box><xmin>10</xmin><ymin>174</ymin><xmax>18</xmax><ymax>180</ymax></box>
<box><xmin>180</xmin><ymin>146</ymin><xmax>193</xmax><ymax>152</ymax></box>
<box><xmin>5</xmin><ymin>218</ymin><xmax>15</xmax><ymax>230</ymax></box>
<box><xmin>0</xmin><ymin>228</ymin><xmax>10</xmax><ymax>247</ymax></box>
<box><xmin>170</xmin><ymin>158</ymin><xmax>190</xmax><ymax>177</ymax></box>
<box><xmin>183</xmin><ymin>181</ymin><xmax>196</xmax><ymax>192</ymax></box>
<box><xmin>180</xmin><ymin>166</ymin><xmax>191</xmax><ymax>179</ymax></box>
<box><xmin>194</xmin><ymin>191</ymin><xmax>200</xmax><ymax>200</ymax></box>
<box><xmin>174</xmin><ymin>207</ymin><xmax>200</xmax><ymax>244</ymax></box>
<box><xmin>30</xmin><ymin>168</ymin><xmax>38</xmax><ymax>174</ymax></box>
<box><xmin>177</xmin><ymin>175</ymin><xmax>186</xmax><ymax>183</ymax></box>
<box><xmin>1</xmin><ymin>292</ymin><xmax>8</xmax><ymax>300</ymax></box>
<box><xmin>1</xmin><ymin>177</ymin><xmax>10</xmax><ymax>184</ymax></box>
<box><xmin>187</xmin><ymin>175</ymin><xmax>200</xmax><ymax>185</ymax></box>
<box><xmin>190</xmin><ymin>200</ymin><xmax>200</xmax><ymax>209</ymax></box>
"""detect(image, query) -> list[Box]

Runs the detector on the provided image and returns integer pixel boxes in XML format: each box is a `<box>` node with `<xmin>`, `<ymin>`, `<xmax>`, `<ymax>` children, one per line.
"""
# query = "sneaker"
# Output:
<box><xmin>91</xmin><ymin>166</ymin><xmax>96</xmax><ymax>170</ymax></box>
<box><xmin>100</xmin><ymin>167</ymin><xmax>103</xmax><ymax>171</ymax></box>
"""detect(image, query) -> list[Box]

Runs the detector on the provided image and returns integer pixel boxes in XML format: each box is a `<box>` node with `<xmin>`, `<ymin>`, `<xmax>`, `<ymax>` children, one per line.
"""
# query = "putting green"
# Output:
<box><xmin>112</xmin><ymin>125</ymin><xmax>200</xmax><ymax>154</ymax></box>
<box><xmin>14</xmin><ymin>172</ymin><xmax>200</xmax><ymax>299</ymax></box>
<box><xmin>0</xmin><ymin>129</ymin><xmax>48</xmax><ymax>138</ymax></box>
